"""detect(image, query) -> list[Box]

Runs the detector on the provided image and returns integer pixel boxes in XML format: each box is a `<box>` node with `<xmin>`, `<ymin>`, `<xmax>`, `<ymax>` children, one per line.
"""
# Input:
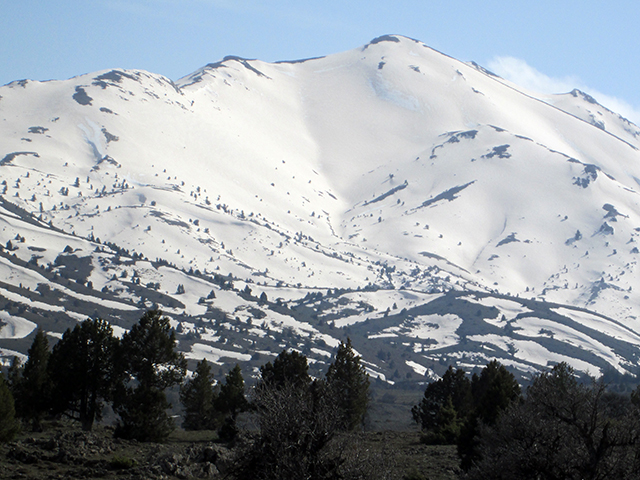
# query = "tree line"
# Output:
<box><xmin>412</xmin><ymin>360</ymin><xmax>640</xmax><ymax>479</ymax></box>
<box><xmin>2</xmin><ymin>311</ymin><xmax>188</xmax><ymax>441</ymax></box>
<box><xmin>7</xmin><ymin>309</ymin><xmax>640</xmax><ymax>479</ymax></box>
<box><xmin>0</xmin><ymin>310</ymin><xmax>370</xmax><ymax>459</ymax></box>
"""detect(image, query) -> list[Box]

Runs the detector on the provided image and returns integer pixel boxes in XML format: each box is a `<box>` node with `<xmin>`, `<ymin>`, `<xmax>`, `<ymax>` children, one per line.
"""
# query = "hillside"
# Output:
<box><xmin>1</xmin><ymin>35</ymin><xmax>640</xmax><ymax>383</ymax></box>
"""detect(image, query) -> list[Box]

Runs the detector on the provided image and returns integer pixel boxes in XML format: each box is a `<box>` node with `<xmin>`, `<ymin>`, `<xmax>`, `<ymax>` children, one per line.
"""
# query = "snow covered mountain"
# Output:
<box><xmin>1</xmin><ymin>34</ymin><xmax>640</xmax><ymax>383</ymax></box>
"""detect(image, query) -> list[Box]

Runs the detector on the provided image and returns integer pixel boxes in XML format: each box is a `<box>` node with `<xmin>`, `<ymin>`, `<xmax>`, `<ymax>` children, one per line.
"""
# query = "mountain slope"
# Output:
<box><xmin>1</xmin><ymin>35</ymin><xmax>640</xmax><ymax>382</ymax></box>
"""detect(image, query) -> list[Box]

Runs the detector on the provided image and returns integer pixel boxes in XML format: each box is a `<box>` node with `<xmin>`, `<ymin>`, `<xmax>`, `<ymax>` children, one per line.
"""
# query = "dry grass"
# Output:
<box><xmin>0</xmin><ymin>423</ymin><xmax>461</xmax><ymax>479</ymax></box>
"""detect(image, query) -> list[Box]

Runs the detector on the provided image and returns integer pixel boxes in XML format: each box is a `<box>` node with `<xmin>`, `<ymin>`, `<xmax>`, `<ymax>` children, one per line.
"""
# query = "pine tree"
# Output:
<box><xmin>412</xmin><ymin>365</ymin><xmax>473</xmax><ymax>438</ymax></box>
<box><xmin>48</xmin><ymin>318</ymin><xmax>117</xmax><ymax>431</ymax></box>
<box><xmin>115</xmin><ymin>387</ymin><xmax>175</xmax><ymax>442</ymax></box>
<box><xmin>458</xmin><ymin>359</ymin><xmax>522</xmax><ymax>470</ymax></box>
<box><xmin>216</xmin><ymin>364</ymin><xmax>249</xmax><ymax>419</ymax></box>
<box><xmin>180</xmin><ymin>359</ymin><xmax>216</xmax><ymax>430</ymax></box>
<box><xmin>431</xmin><ymin>396</ymin><xmax>463</xmax><ymax>444</ymax></box>
<box><xmin>259</xmin><ymin>350</ymin><xmax>311</xmax><ymax>390</ymax></box>
<box><xmin>114</xmin><ymin>310</ymin><xmax>187</xmax><ymax>441</ymax></box>
<box><xmin>325</xmin><ymin>338</ymin><xmax>370</xmax><ymax>431</ymax></box>
<box><xmin>0</xmin><ymin>372</ymin><xmax>20</xmax><ymax>442</ymax></box>
<box><xmin>16</xmin><ymin>329</ymin><xmax>51</xmax><ymax>431</ymax></box>
<box><xmin>216</xmin><ymin>364</ymin><xmax>249</xmax><ymax>440</ymax></box>
<box><xmin>6</xmin><ymin>357</ymin><xmax>22</xmax><ymax>392</ymax></box>
<box><xmin>471</xmin><ymin>359</ymin><xmax>522</xmax><ymax>426</ymax></box>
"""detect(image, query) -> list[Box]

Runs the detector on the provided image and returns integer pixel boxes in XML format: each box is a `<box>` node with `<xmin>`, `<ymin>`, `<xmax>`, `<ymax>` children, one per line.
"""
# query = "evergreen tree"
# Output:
<box><xmin>48</xmin><ymin>318</ymin><xmax>117</xmax><ymax>431</ymax></box>
<box><xmin>432</xmin><ymin>396</ymin><xmax>464</xmax><ymax>444</ymax></box>
<box><xmin>114</xmin><ymin>310</ymin><xmax>187</xmax><ymax>441</ymax></box>
<box><xmin>466</xmin><ymin>363</ymin><xmax>640</xmax><ymax>480</ymax></box>
<box><xmin>0</xmin><ymin>372</ymin><xmax>20</xmax><ymax>442</ymax></box>
<box><xmin>471</xmin><ymin>359</ymin><xmax>522</xmax><ymax>425</ymax></box>
<box><xmin>115</xmin><ymin>387</ymin><xmax>176</xmax><ymax>442</ymax></box>
<box><xmin>325</xmin><ymin>338</ymin><xmax>370</xmax><ymax>431</ymax></box>
<box><xmin>216</xmin><ymin>364</ymin><xmax>249</xmax><ymax>440</ymax></box>
<box><xmin>16</xmin><ymin>329</ymin><xmax>51</xmax><ymax>431</ymax></box>
<box><xmin>412</xmin><ymin>365</ymin><xmax>473</xmax><ymax>442</ymax></box>
<box><xmin>216</xmin><ymin>364</ymin><xmax>249</xmax><ymax>418</ymax></box>
<box><xmin>458</xmin><ymin>359</ymin><xmax>522</xmax><ymax>470</ymax></box>
<box><xmin>6</xmin><ymin>357</ymin><xmax>22</xmax><ymax>393</ymax></box>
<box><xmin>259</xmin><ymin>350</ymin><xmax>310</xmax><ymax>390</ymax></box>
<box><xmin>180</xmin><ymin>359</ymin><xmax>217</xmax><ymax>430</ymax></box>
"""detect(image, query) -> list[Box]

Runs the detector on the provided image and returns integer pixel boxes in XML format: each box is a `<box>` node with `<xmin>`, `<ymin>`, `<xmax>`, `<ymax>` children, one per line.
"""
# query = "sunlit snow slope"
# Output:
<box><xmin>1</xmin><ymin>35</ymin><xmax>640</xmax><ymax>382</ymax></box>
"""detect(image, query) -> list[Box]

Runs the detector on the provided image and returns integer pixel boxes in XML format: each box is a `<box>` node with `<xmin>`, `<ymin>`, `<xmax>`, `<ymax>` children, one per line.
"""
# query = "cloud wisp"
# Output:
<box><xmin>488</xmin><ymin>56</ymin><xmax>640</xmax><ymax>126</ymax></box>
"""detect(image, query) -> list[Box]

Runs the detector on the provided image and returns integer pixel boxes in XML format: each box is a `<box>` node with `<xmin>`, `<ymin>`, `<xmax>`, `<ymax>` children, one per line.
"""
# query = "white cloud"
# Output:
<box><xmin>487</xmin><ymin>57</ymin><xmax>577</xmax><ymax>94</ymax></box>
<box><xmin>488</xmin><ymin>56</ymin><xmax>640</xmax><ymax>126</ymax></box>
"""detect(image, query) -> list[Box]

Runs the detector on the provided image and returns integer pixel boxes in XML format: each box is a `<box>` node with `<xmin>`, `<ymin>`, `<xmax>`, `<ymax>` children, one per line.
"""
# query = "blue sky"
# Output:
<box><xmin>2</xmin><ymin>1</ymin><xmax>639</xmax><ymax>123</ymax></box>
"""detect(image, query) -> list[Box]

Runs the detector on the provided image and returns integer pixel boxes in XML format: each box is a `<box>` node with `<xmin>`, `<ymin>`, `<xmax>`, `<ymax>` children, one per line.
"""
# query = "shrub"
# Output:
<box><xmin>110</xmin><ymin>455</ymin><xmax>137</xmax><ymax>469</ymax></box>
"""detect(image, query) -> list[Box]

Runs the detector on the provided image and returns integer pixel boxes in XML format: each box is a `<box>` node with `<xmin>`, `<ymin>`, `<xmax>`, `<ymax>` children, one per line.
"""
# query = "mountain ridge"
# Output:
<box><xmin>1</xmin><ymin>34</ymin><xmax>640</xmax><ymax>383</ymax></box>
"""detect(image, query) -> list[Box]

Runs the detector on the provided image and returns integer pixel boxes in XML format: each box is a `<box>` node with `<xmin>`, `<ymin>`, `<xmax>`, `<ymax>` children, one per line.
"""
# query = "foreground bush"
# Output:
<box><xmin>465</xmin><ymin>363</ymin><xmax>640</xmax><ymax>480</ymax></box>
<box><xmin>232</xmin><ymin>344</ymin><xmax>373</xmax><ymax>479</ymax></box>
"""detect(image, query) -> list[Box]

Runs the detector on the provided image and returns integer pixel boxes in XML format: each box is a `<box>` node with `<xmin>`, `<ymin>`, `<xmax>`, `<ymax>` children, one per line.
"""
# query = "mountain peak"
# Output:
<box><xmin>1</xmin><ymin>36</ymin><xmax>640</xmax><ymax>382</ymax></box>
<box><xmin>570</xmin><ymin>88</ymin><xmax>599</xmax><ymax>104</ymax></box>
<box><xmin>364</xmin><ymin>34</ymin><xmax>422</xmax><ymax>48</ymax></box>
